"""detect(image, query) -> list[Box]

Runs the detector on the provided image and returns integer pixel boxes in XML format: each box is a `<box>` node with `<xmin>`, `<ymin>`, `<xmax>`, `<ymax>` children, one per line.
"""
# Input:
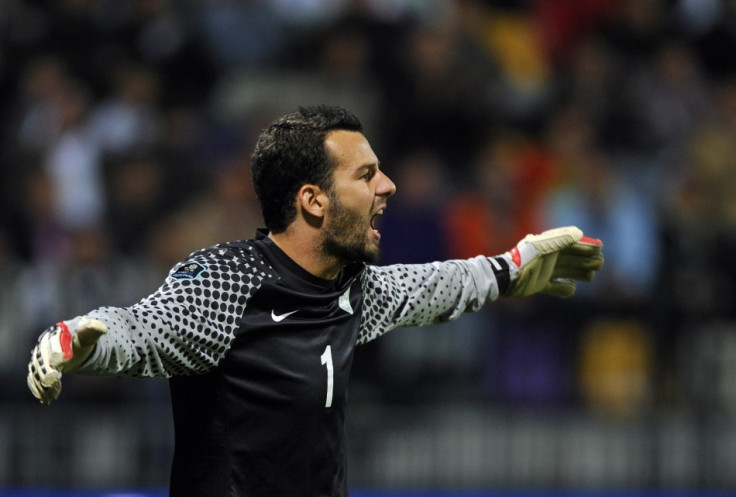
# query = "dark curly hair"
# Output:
<box><xmin>251</xmin><ymin>105</ymin><xmax>363</xmax><ymax>233</ymax></box>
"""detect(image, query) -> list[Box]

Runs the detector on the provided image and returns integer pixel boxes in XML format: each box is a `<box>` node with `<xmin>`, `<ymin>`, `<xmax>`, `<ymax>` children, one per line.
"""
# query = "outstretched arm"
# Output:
<box><xmin>358</xmin><ymin>226</ymin><xmax>603</xmax><ymax>344</ymax></box>
<box><xmin>26</xmin><ymin>244</ymin><xmax>260</xmax><ymax>404</ymax></box>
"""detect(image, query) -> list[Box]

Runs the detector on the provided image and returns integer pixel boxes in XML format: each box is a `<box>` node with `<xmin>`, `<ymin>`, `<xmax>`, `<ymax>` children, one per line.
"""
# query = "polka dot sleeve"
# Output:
<box><xmin>75</xmin><ymin>243</ymin><xmax>271</xmax><ymax>378</ymax></box>
<box><xmin>357</xmin><ymin>256</ymin><xmax>502</xmax><ymax>345</ymax></box>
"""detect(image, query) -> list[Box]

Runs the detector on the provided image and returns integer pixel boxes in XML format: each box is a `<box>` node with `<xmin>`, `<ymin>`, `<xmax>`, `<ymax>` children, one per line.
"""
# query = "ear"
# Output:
<box><xmin>297</xmin><ymin>184</ymin><xmax>328</xmax><ymax>220</ymax></box>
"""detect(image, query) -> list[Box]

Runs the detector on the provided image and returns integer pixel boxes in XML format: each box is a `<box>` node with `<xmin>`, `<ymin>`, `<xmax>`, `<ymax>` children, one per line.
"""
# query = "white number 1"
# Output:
<box><xmin>320</xmin><ymin>345</ymin><xmax>334</xmax><ymax>408</ymax></box>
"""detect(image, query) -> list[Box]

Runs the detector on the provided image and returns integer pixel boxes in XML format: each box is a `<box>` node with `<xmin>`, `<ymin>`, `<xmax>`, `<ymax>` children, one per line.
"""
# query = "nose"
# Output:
<box><xmin>377</xmin><ymin>170</ymin><xmax>396</xmax><ymax>198</ymax></box>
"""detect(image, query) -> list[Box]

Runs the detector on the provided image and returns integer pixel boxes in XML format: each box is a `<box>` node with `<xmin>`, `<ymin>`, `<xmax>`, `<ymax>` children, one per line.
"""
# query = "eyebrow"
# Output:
<box><xmin>356</xmin><ymin>162</ymin><xmax>379</xmax><ymax>173</ymax></box>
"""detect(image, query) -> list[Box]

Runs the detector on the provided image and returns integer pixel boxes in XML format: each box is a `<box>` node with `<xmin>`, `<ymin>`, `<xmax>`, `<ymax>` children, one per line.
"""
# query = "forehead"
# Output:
<box><xmin>324</xmin><ymin>130</ymin><xmax>378</xmax><ymax>170</ymax></box>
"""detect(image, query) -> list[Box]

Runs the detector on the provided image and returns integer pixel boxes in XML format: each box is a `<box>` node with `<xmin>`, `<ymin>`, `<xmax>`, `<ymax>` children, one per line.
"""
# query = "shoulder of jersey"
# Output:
<box><xmin>170</xmin><ymin>240</ymin><xmax>274</xmax><ymax>282</ymax></box>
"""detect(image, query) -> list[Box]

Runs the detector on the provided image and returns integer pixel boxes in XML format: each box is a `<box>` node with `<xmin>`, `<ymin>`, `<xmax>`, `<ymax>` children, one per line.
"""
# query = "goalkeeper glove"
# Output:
<box><xmin>497</xmin><ymin>226</ymin><xmax>604</xmax><ymax>298</ymax></box>
<box><xmin>27</xmin><ymin>317</ymin><xmax>107</xmax><ymax>405</ymax></box>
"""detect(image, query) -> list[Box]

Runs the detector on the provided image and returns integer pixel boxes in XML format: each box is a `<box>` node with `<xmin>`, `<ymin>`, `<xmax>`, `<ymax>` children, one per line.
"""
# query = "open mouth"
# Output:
<box><xmin>370</xmin><ymin>208</ymin><xmax>385</xmax><ymax>237</ymax></box>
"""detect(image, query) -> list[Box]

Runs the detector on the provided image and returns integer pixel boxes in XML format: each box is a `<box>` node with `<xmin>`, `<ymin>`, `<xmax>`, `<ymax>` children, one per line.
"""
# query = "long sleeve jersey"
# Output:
<box><xmin>76</xmin><ymin>230</ymin><xmax>509</xmax><ymax>497</ymax></box>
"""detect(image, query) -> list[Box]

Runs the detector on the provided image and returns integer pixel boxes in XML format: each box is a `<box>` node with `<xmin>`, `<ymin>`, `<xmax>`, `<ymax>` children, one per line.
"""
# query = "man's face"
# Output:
<box><xmin>320</xmin><ymin>130</ymin><xmax>396</xmax><ymax>263</ymax></box>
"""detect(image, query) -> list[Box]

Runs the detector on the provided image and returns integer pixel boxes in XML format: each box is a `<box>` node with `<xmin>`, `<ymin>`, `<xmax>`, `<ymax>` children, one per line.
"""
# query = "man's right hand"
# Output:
<box><xmin>27</xmin><ymin>317</ymin><xmax>107</xmax><ymax>405</ymax></box>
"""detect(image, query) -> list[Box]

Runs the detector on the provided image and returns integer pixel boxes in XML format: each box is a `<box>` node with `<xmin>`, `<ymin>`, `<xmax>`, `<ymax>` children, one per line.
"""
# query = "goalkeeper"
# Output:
<box><xmin>27</xmin><ymin>106</ymin><xmax>603</xmax><ymax>497</ymax></box>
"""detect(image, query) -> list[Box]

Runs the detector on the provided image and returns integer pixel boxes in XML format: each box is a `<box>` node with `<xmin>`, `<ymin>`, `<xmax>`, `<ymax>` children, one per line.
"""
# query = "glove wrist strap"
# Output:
<box><xmin>489</xmin><ymin>255</ymin><xmax>515</xmax><ymax>295</ymax></box>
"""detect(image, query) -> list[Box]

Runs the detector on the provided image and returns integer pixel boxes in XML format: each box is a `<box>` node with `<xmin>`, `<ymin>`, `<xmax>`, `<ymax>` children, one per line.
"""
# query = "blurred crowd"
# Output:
<box><xmin>2</xmin><ymin>0</ymin><xmax>736</xmax><ymax>418</ymax></box>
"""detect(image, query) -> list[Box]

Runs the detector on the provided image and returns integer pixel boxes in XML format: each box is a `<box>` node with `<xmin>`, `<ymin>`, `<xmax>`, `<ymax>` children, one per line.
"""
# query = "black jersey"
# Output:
<box><xmin>78</xmin><ymin>230</ymin><xmax>507</xmax><ymax>496</ymax></box>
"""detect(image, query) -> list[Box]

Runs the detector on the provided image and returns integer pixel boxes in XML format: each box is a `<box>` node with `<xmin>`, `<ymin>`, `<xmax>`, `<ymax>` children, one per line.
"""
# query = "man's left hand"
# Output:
<box><xmin>501</xmin><ymin>226</ymin><xmax>604</xmax><ymax>298</ymax></box>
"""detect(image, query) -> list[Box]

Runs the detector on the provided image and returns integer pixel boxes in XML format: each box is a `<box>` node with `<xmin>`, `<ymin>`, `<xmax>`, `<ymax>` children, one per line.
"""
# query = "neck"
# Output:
<box><xmin>268</xmin><ymin>227</ymin><xmax>344</xmax><ymax>280</ymax></box>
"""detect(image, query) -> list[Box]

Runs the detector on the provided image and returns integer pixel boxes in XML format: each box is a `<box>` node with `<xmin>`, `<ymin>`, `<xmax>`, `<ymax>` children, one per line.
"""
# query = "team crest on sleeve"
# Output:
<box><xmin>171</xmin><ymin>261</ymin><xmax>206</xmax><ymax>280</ymax></box>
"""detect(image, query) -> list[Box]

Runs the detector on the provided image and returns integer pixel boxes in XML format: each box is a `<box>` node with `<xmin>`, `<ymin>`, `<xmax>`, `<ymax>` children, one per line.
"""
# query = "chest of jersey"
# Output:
<box><xmin>207</xmin><ymin>277</ymin><xmax>362</xmax><ymax>495</ymax></box>
<box><xmin>222</xmin><ymin>278</ymin><xmax>360</xmax><ymax>414</ymax></box>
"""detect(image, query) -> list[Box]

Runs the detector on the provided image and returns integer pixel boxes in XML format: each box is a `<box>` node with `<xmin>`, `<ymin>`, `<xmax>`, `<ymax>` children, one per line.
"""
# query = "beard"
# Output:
<box><xmin>320</xmin><ymin>191</ymin><xmax>380</xmax><ymax>264</ymax></box>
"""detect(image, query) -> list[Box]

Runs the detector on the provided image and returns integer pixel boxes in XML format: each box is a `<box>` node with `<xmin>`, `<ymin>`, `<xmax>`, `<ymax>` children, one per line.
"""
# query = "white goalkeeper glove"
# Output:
<box><xmin>497</xmin><ymin>226</ymin><xmax>604</xmax><ymax>298</ymax></box>
<box><xmin>27</xmin><ymin>317</ymin><xmax>107</xmax><ymax>405</ymax></box>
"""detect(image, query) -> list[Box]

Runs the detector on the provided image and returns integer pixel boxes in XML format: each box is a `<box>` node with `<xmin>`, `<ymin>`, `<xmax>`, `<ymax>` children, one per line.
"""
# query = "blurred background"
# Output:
<box><xmin>1</xmin><ymin>0</ymin><xmax>736</xmax><ymax>494</ymax></box>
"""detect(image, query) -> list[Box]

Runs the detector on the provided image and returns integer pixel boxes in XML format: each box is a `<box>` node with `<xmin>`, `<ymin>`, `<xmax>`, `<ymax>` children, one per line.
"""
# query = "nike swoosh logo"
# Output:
<box><xmin>271</xmin><ymin>309</ymin><xmax>298</xmax><ymax>322</ymax></box>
